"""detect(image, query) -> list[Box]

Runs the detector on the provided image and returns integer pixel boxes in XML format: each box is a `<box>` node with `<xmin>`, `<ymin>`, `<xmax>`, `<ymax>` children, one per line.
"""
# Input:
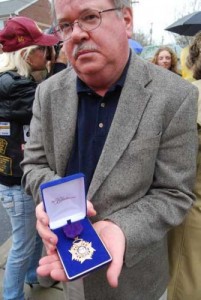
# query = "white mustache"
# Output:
<box><xmin>73</xmin><ymin>44</ymin><xmax>98</xmax><ymax>59</ymax></box>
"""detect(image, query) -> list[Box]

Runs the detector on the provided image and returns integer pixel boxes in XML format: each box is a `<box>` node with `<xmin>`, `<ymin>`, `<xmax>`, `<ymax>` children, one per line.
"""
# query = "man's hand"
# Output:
<box><xmin>37</xmin><ymin>252</ymin><xmax>68</xmax><ymax>281</ymax></box>
<box><xmin>36</xmin><ymin>202</ymin><xmax>125</xmax><ymax>287</ymax></box>
<box><xmin>36</xmin><ymin>202</ymin><xmax>58</xmax><ymax>255</ymax></box>
<box><xmin>36</xmin><ymin>200</ymin><xmax>97</xmax><ymax>254</ymax></box>
<box><xmin>93</xmin><ymin>220</ymin><xmax>125</xmax><ymax>288</ymax></box>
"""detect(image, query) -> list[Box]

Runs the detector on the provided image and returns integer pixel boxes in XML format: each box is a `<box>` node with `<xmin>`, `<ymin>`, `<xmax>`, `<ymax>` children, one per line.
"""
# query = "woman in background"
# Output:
<box><xmin>151</xmin><ymin>46</ymin><xmax>179</xmax><ymax>74</ymax></box>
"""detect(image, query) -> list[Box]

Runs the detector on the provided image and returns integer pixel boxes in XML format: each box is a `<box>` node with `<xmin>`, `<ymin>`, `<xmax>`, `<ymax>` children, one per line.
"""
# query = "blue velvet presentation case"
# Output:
<box><xmin>40</xmin><ymin>173</ymin><xmax>112</xmax><ymax>280</ymax></box>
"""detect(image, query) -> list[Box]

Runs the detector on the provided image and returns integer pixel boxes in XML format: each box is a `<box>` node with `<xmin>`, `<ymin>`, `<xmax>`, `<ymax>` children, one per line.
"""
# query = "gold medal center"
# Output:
<box><xmin>69</xmin><ymin>239</ymin><xmax>96</xmax><ymax>263</ymax></box>
<box><xmin>78</xmin><ymin>246</ymin><xmax>87</xmax><ymax>254</ymax></box>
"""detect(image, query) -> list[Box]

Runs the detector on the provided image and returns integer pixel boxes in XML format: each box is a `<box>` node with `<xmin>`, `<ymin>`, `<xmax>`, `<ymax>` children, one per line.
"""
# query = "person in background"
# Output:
<box><xmin>168</xmin><ymin>31</ymin><xmax>201</xmax><ymax>300</ymax></box>
<box><xmin>151</xmin><ymin>46</ymin><xmax>179</xmax><ymax>74</ymax></box>
<box><xmin>180</xmin><ymin>45</ymin><xmax>195</xmax><ymax>82</ymax></box>
<box><xmin>46</xmin><ymin>42</ymin><xmax>69</xmax><ymax>76</ymax></box>
<box><xmin>21</xmin><ymin>0</ymin><xmax>198</xmax><ymax>299</ymax></box>
<box><xmin>0</xmin><ymin>16</ymin><xmax>58</xmax><ymax>300</ymax></box>
<box><xmin>45</xmin><ymin>26</ymin><xmax>69</xmax><ymax>76</ymax></box>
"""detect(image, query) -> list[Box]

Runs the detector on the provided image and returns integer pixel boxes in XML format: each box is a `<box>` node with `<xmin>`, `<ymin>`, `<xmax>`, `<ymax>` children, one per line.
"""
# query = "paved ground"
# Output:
<box><xmin>0</xmin><ymin>237</ymin><xmax>65</xmax><ymax>300</ymax></box>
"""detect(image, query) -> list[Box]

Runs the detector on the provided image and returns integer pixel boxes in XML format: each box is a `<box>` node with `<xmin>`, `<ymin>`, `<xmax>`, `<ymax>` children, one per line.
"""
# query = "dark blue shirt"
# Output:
<box><xmin>66</xmin><ymin>58</ymin><xmax>130</xmax><ymax>193</ymax></box>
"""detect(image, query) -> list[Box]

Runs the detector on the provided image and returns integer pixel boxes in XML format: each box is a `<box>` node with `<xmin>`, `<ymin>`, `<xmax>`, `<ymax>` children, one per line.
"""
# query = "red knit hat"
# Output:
<box><xmin>0</xmin><ymin>16</ymin><xmax>59</xmax><ymax>52</ymax></box>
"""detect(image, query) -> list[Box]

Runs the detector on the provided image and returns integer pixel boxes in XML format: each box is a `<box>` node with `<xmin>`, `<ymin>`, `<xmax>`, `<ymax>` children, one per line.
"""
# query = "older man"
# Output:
<box><xmin>21</xmin><ymin>0</ymin><xmax>198</xmax><ymax>299</ymax></box>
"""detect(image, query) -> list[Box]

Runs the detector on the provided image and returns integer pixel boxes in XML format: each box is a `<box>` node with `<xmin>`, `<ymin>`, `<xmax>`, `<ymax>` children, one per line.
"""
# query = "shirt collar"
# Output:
<box><xmin>76</xmin><ymin>50</ymin><xmax>131</xmax><ymax>94</ymax></box>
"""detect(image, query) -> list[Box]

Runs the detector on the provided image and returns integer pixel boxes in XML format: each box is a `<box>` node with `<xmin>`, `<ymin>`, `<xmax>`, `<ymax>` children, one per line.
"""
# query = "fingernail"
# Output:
<box><xmin>41</xmin><ymin>218</ymin><xmax>46</xmax><ymax>225</ymax></box>
<box><xmin>50</xmin><ymin>238</ymin><xmax>54</xmax><ymax>244</ymax></box>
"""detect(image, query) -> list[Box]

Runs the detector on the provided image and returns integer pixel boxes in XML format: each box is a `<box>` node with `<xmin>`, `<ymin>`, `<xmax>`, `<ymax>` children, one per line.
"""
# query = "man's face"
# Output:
<box><xmin>54</xmin><ymin>0</ymin><xmax>132</xmax><ymax>81</ymax></box>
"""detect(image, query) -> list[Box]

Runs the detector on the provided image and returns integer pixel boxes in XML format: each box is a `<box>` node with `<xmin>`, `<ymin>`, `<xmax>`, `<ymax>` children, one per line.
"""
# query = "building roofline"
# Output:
<box><xmin>15</xmin><ymin>0</ymin><xmax>38</xmax><ymax>14</ymax></box>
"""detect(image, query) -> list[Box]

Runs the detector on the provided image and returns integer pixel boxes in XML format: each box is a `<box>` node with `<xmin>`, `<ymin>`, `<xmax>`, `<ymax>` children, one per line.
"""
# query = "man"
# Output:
<box><xmin>21</xmin><ymin>0</ymin><xmax>198</xmax><ymax>299</ymax></box>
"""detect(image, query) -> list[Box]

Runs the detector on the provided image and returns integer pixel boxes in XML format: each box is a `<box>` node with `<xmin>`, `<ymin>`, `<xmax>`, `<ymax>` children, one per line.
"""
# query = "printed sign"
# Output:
<box><xmin>0</xmin><ymin>122</ymin><xmax>10</xmax><ymax>136</ymax></box>
<box><xmin>0</xmin><ymin>154</ymin><xmax>12</xmax><ymax>175</ymax></box>
<box><xmin>0</xmin><ymin>138</ymin><xmax>8</xmax><ymax>154</ymax></box>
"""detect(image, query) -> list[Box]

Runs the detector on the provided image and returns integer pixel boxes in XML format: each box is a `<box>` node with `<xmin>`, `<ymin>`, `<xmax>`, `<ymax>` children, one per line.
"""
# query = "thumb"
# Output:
<box><xmin>106</xmin><ymin>250</ymin><xmax>124</xmax><ymax>288</ymax></box>
<box><xmin>87</xmin><ymin>200</ymin><xmax>97</xmax><ymax>217</ymax></box>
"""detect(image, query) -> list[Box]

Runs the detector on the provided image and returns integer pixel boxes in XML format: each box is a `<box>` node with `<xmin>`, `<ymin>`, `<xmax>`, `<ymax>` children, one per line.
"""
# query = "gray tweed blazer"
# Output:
<box><xmin>22</xmin><ymin>52</ymin><xmax>198</xmax><ymax>300</ymax></box>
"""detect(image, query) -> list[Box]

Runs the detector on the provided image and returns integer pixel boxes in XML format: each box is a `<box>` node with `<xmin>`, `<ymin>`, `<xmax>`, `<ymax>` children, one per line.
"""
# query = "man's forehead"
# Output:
<box><xmin>55</xmin><ymin>0</ymin><xmax>111</xmax><ymax>9</ymax></box>
<box><xmin>54</xmin><ymin>0</ymin><xmax>111</xmax><ymax>19</ymax></box>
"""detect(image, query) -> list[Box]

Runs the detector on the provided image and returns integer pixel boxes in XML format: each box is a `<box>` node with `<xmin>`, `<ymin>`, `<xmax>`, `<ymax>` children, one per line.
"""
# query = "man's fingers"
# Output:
<box><xmin>50</xmin><ymin>269</ymin><xmax>68</xmax><ymax>282</ymax></box>
<box><xmin>35</xmin><ymin>202</ymin><xmax>58</xmax><ymax>252</ymax></box>
<box><xmin>35</xmin><ymin>202</ymin><xmax>48</xmax><ymax>225</ymax></box>
<box><xmin>87</xmin><ymin>200</ymin><xmax>96</xmax><ymax>217</ymax></box>
<box><xmin>37</xmin><ymin>253</ymin><xmax>68</xmax><ymax>281</ymax></box>
<box><xmin>105</xmin><ymin>235</ymin><xmax>125</xmax><ymax>288</ymax></box>
<box><xmin>36</xmin><ymin>218</ymin><xmax>57</xmax><ymax>248</ymax></box>
<box><xmin>37</xmin><ymin>264</ymin><xmax>53</xmax><ymax>277</ymax></box>
<box><xmin>37</xmin><ymin>263</ymin><xmax>67</xmax><ymax>281</ymax></box>
<box><xmin>93</xmin><ymin>220</ymin><xmax>125</xmax><ymax>288</ymax></box>
<box><xmin>106</xmin><ymin>253</ymin><xmax>124</xmax><ymax>288</ymax></box>
<box><xmin>37</xmin><ymin>253</ymin><xmax>60</xmax><ymax>276</ymax></box>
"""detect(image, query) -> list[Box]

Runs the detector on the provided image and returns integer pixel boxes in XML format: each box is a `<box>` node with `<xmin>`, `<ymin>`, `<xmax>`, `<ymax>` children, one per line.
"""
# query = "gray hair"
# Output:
<box><xmin>50</xmin><ymin>0</ymin><xmax>132</xmax><ymax>24</ymax></box>
<box><xmin>0</xmin><ymin>45</ymin><xmax>38</xmax><ymax>77</ymax></box>
<box><xmin>113</xmin><ymin>0</ymin><xmax>131</xmax><ymax>7</ymax></box>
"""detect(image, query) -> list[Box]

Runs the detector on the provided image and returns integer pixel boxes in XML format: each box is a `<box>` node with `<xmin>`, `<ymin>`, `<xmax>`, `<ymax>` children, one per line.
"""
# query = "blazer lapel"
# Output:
<box><xmin>88</xmin><ymin>55</ymin><xmax>152</xmax><ymax>199</ymax></box>
<box><xmin>51</xmin><ymin>72</ymin><xmax>78</xmax><ymax>176</ymax></box>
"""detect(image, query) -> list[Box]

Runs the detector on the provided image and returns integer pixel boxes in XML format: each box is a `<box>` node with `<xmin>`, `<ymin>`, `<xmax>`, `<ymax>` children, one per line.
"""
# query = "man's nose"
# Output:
<box><xmin>71</xmin><ymin>21</ymin><xmax>88</xmax><ymax>39</ymax></box>
<box><xmin>71</xmin><ymin>21</ymin><xmax>79</xmax><ymax>30</ymax></box>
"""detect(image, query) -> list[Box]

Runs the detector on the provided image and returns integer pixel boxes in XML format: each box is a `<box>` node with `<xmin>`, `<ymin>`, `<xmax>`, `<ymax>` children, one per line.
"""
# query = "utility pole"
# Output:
<box><xmin>150</xmin><ymin>22</ymin><xmax>153</xmax><ymax>45</ymax></box>
<box><xmin>131</xmin><ymin>1</ymin><xmax>139</xmax><ymax>38</ymax></box>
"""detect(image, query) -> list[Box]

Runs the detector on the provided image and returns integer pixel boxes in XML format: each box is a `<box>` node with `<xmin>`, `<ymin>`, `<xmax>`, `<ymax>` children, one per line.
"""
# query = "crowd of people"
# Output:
<box><xmin>0</xmin><ymin>15</ymin><xmax>67</xmax><ymax>300</ymax></box>
<box><xmin>0</xmin><ymin>0</ymin><xmax>200</xmax><ymax>300</ymax></box>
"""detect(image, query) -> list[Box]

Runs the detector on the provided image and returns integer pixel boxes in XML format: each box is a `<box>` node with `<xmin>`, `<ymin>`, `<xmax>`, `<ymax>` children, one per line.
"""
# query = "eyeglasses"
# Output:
<box><xmin>54</xmin><ymin>8</ymin><xmax>121</xmax><ymax>41</ymax></box>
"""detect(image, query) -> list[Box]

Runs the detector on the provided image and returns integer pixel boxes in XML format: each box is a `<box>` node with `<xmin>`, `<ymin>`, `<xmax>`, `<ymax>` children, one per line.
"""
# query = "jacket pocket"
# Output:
<box><xmin>127</xmin><ymin>132</ymin><xmax>161</xmax><ymax>154</ymax></box>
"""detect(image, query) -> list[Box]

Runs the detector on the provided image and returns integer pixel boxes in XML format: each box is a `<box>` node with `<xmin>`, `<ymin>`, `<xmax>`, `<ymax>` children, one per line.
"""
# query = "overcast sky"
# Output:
<box><xmin>0</xmin><ymin>0</ymin><xmax>200</xmax><ymax>45</ymax></box>
<box><xmin>133</xmin><ymin>0</ymin><xmax>200</xmax><ymax>44</ymax></box>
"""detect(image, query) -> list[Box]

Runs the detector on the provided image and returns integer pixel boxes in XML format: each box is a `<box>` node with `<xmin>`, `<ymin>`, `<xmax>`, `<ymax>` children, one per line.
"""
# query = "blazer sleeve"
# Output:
<box><xmin>107</xmin><ymin>86</ymin><xmax>198</xmax><ymax>268</ymax></box>
<box><xmin>21</xmin><ymin>68</ymin><xmax>76</xmax><ymax>204</ymax></box>
<box><xmin>21</xmin><ymin>84</ymin><xmax>61</xmax><ymax>204</ymax></box>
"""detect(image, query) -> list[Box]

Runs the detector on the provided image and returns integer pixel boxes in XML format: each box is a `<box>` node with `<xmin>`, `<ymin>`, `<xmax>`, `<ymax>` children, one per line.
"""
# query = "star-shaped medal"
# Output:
<box><xmin>69</xmin><ymin>237</ymin><xmax>96</xmax><ymax>263</ymax></box>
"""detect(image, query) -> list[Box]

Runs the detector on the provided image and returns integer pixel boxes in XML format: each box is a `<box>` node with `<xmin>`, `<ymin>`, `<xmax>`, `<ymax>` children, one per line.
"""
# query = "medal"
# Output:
<box><xmin>63</xmin><ymin>221</ymin><xmax>95</xmax><ymax>263</ymax></box>
<box><xmin>69</xmin><ymin>237</ymin><xmax>96</xmax><ymax>263</ymax></box>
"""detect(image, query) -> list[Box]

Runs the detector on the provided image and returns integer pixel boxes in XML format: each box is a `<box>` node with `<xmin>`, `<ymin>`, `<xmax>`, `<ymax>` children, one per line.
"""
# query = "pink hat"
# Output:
<box><xmin>0</xmin><ymin>16</ymin><xmax>59</xmax><ymax>52</ymax></box>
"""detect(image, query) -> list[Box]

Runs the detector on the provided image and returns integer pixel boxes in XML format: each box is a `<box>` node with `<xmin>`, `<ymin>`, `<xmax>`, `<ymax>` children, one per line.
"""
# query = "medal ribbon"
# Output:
<box><xmin>63</xmin><ymin>220</ymin><xmax>83</xmax><ymax>239</ymax></box>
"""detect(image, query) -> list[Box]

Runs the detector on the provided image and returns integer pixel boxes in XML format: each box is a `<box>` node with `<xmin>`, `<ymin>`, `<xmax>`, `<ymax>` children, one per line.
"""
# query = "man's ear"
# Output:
<box><xmin>122</xmin><ymin>7</ymin><xmax>133</xmax><ymax>38</ymax></box>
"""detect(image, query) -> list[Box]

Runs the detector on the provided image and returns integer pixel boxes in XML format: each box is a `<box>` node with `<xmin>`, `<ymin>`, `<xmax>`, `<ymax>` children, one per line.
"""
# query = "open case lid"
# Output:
<box><xmin>40</xmin><ymin>173</ymin><xmax>86</xmax><ymax>230</ymax></box>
